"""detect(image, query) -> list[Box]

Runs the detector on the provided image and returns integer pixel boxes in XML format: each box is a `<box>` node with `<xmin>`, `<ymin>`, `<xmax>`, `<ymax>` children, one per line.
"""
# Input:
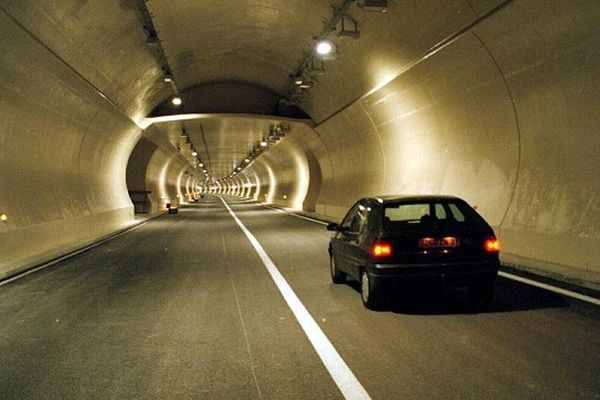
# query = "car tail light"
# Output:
<box><xmin>484</xmin><ymin>237</ymin><xmax>500</xmax><ymax>252</ymax></box>
<box><xmin>372</xmin><ymin>242</ymin><xmax>393</xmax><ymax>257</ymax></box>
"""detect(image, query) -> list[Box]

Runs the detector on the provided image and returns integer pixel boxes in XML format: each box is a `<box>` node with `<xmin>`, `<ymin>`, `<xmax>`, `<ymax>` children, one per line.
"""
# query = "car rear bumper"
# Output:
<box><xmin>368</xmin><ymin>260</ymin><xmax>499</xmax><ymax>287</ymax></box>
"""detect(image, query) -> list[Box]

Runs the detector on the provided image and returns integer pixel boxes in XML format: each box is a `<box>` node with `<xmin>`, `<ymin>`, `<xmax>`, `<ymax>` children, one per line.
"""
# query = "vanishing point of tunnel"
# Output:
<box><xmin>0</xmin><ymin>1</ymin><xmax>599</xmax><ymax>399</ymax></box>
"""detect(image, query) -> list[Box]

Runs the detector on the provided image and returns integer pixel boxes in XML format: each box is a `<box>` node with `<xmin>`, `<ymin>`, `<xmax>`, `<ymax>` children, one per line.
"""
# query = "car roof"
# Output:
<box><xmin>364</xmin><ymin>194</ymin><xmax>464</xmax><ymax>204</ymax></box>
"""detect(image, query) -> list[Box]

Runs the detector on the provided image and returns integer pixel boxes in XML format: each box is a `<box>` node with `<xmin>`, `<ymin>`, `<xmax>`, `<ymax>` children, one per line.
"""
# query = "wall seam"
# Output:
<box><xmin>470</xmin><ymin>31</ymin><xmax>523</xmax><ymax>229</ymax></box>
<box><xmin>0</xmin><ymin>5</ymin><xmax>136</xmax><ymax>129</ymax></box>
<box><xmin>314</xmin><ymin>0</ymin><xmax>514</xmax><ymax>127</ymax></box>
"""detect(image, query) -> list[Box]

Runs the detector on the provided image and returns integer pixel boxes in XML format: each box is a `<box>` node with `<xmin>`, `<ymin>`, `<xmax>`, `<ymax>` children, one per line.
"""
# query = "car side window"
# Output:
<box><xmin>341</xmin><ymin>204</ymin><xmax>359</xmax><ymax>231</ymax></box>
<box><xmin>352</xmin><ymin>204</ymin><xmax>371</xmax><ymax>234</ymax></box>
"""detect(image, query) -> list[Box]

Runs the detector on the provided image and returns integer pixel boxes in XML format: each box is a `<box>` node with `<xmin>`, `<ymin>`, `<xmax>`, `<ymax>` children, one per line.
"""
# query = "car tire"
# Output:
<box><xmin>330</xmin><ymin>255</ymin><xmax>346</xmax><ymax>284</ymax></box>
<box><xmin>468</xmin><ymin>283</ymin><xmax>494</xmax><ymax>312</ymax></box>
<box><xmin>361</xmin><ymin>269</ymin><xmax>381</xmax><ymax>310</ymax></box>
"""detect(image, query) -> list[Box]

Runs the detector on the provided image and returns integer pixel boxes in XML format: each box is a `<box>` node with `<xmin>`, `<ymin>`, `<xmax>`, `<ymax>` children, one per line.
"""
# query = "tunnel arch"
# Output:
<box><xmin>0</xmin><ymin>0</ymin><xmax>598</xmax><ymax>289</ymax></box>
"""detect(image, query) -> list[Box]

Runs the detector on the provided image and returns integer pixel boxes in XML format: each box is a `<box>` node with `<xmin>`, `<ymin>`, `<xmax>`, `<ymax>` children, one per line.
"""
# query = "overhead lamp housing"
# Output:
<box><xmin>171</xmin><ymin>96</ymin><xmax>182</xmax><ymax>106</ymax></box>
<box><xmin>338</xmin><ymin>16</ymin><xmax>360</xmax><ymax>39</ymax></box>
<box><xmin>315</xmin><ymin>40</ymin><xmax>333</xmax><ymax>55</ymax></box>
<box><xmin>314</xmin><ymin>39</ymin><xmax>339</xmax><ymax>60</ymax></box>
<box><xmin>357</xmin><ymin>0</ymin><xmax>388</xmax><ymax>12</ymax></box>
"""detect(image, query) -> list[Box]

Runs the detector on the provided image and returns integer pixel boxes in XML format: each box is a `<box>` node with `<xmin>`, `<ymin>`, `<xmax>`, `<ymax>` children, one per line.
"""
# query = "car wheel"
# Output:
<box><xmin>330</xmin><ymin>255</ymin><xmax>346</xmax><ymax>284</ymax></box>
<box><xmin>468</xmin><ymin>283</ymin><xmax>494</xmax><ymax>312</ymax></box>
<box><xmin>361</xmin><ymin>270</ymin><xmax>380</xmax><ymax>310</ymax></box>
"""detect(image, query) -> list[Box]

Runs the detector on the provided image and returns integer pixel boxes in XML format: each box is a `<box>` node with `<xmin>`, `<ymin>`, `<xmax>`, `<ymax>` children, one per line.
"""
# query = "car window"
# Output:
<box><xmin>434</xmin><ymin>203</ymin><xmax>447</xmax><ymax>219</ymax></box>
<box><xmin>383</xmin><ymin>200</ymin><xmax>482</xmax><ymax>232</ymax></box>
<box><xmin>351</xmin><ymin>204</ymin><xmax>371</xmax><ymax>233</ymax></box>
<box><xmin>341</xmin><ymin>204</ymin><xmax>359</xmax><ymax>231</ymax></box>
<box><xmin>341</xmin><ymin>203</ymin><xmax>371</xmax><ymax>234</ymax></box>
<box><xmin>385</xmin><ymin>203</ymin><xmax>429</xmax><ymax>221</ymax></box>
<box><xmin>448</xmin><ymin>203</ymin><xmax>466</xmax><ymax>222</ymax></box>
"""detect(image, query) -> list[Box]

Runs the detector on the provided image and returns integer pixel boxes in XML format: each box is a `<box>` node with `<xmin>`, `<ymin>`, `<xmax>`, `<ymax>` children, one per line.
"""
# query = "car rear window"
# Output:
<box><xmin>382</xmin><ymin>200</ymin><xmax>482</xmax><ymax>232</ymax></box>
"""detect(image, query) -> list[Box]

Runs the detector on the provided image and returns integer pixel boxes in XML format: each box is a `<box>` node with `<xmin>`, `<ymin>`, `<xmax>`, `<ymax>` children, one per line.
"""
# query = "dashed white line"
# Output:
<box><xmin>219</xmin><ymin>196</ymin><xmax>372</xmax><ymax>400</ymax></box>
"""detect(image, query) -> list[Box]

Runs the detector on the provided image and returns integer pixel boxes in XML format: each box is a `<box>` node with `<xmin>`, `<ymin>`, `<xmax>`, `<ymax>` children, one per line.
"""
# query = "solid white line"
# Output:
<box><xmin>261</xmin><ymin>203</ymin><xmax>600</xmax><ymax>307</ymax></box>
<box><xmin>262</xmin><ymin>204</ymin><xmax>329</xmax><ymax>226</ymax></box>
<box><xmin>0</xmin><ymin>216</ymin><xmax>157</xmax><ymax>287</ymax></box>
<box><xmin>219</xmin><ymin>197</ymin><xmax>371</xmax><ymax>400</ymax></box>
<box><xmin>498</xmin><ymin>271</ymin><xmax>600</xmax><ymax>306</ymax></box>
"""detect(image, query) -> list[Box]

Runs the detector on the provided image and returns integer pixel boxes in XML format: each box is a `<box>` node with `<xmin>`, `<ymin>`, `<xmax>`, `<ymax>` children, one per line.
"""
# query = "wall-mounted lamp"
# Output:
<box><xmin>172</xmin><ymin>96</ymin><xmax>182</xmax><ymax>106</ymax></box>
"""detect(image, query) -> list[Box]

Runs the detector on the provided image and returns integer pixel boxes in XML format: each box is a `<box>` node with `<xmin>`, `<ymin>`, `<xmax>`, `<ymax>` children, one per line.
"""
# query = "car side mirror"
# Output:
<box><xmin>326</xmin><ymin>223</ymin><xmax>340</xmax><ymax>231</ymax></box>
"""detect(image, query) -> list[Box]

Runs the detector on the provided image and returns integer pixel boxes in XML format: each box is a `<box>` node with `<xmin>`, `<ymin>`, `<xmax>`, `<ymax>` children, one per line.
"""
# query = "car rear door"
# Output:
<box><xmin>338</xmin><ymin>202</ymin><xmax>372</xmax><ymax>280</ymax></box>
<box><xmin>331</xmin><ymin>203</ymin><xmax>359</xmax><ymax>274</ymax></box>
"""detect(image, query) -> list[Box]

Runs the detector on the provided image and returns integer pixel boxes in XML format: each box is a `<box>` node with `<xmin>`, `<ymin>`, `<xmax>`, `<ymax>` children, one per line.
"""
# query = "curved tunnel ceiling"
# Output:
<box><xmin>1</xmin><ymin>0</ymin><xmax>599</xmax><ymax>287</ymax></box>
<box><xmin>0</xmin><ymin>0</ymin><xmax>511</xmax><ymax>185</ymax></box>
<box><xmin>138</xmin><ymin>0</ymin><xmax>509</xmax><ymax>183</ymax></box>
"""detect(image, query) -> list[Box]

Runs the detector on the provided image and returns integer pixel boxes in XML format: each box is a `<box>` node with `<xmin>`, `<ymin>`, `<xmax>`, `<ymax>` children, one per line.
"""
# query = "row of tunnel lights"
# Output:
<box><xmin>181</xmin><ymin>123</ymin><xmax>289</xmax><ymax>186</ymax></box>
<box><xmin>164</xmin><ymin>0</ymin><xmax>388</xmax><ymax>105</ymax></box>
<box><xmin>224</xmin><ymin>123</ymin><xmax>290</xmax><ymax>181</ymax></box>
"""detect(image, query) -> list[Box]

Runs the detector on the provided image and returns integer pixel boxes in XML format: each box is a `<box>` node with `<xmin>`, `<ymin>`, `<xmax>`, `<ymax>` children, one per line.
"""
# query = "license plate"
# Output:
<box><xmin>419</xmin><ymin>237</ymin><xmax>460</xmax><ymax>248</ymax></box>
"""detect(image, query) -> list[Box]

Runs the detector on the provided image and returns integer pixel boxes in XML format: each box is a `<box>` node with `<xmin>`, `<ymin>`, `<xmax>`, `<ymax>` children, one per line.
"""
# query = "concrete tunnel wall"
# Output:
<box><xmin>0</xmin><ymin>10</ymin><xmax>141</xmax><ymax>279</ymax></box>
<box><xmin>237</xmin><ymin>1</ymin><xmax>600</xmax><ymax>286</ymax></box>
<box><xmin>0</xmin><ymin>0</ymin><xmax>598</xmax><ymax>288</ymax></box>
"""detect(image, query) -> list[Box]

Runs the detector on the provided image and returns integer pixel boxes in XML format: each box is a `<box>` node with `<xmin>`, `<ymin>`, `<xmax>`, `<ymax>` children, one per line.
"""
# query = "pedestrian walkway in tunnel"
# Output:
<box><xmin>1</xmin><ymin>196</ymin><xmax>599</xmax><ymax>399</ymax></box>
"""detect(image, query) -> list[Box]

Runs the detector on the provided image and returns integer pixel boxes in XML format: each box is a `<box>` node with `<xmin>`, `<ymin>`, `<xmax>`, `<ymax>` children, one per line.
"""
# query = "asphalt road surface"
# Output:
<box><xmin>1</xmin><ymin>195</ymin><xmax>599</xmax><ymax>399</ymax></box>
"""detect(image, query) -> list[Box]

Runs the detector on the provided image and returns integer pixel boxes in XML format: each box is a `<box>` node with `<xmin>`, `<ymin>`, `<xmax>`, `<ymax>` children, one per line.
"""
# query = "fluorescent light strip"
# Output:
<box><xmin>219</xmin><ymin>196</ymin><xmax>371</xmax><ymax>400</ymax></box>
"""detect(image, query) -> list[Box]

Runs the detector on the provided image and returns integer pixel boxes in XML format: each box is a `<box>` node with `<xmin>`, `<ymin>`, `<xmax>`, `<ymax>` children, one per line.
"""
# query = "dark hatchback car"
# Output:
<box><xmin>327</xmin><ymin>195</ymin><xmax>500</xmax><ymax>310</ymax></box>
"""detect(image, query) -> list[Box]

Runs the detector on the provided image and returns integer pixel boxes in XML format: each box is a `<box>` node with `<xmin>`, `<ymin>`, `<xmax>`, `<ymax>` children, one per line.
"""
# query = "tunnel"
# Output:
<box><xmin>0</xmin><ymin>1</ymin><xmax>599</xmax><ymax>399</ymax></box>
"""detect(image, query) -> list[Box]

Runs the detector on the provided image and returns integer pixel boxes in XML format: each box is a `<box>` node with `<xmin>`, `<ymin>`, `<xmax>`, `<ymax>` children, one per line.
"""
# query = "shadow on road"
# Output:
<box><xmin>346</xmin><ymin>276</ymin><xmax>569</xmax><ymax>315</ymax></box>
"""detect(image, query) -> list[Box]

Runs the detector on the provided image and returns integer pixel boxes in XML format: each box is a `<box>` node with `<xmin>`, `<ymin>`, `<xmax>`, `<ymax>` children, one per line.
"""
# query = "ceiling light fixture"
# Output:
<box><xmin>338</xmin><ymin>16</ymin><xmax>360</xmax><ymax>38</ymax></box>
<box><xmin>315</xmin><ymin>40</ymin><xmax>334</xmax><ymax>56</ymax></box>
<box><xmin>357</xmin><ymin>0</ymin><xmax>388</xmax><ymax>12</ymax></box>
<box><xmin>191</xmin><ymin>151</ymin><xmax>198</xmax><ymax>157</ymax></box>
<box><xmin>171</xmin><ymin>96</ymin><xmax>182</xmax><ymax>106</ymax></box>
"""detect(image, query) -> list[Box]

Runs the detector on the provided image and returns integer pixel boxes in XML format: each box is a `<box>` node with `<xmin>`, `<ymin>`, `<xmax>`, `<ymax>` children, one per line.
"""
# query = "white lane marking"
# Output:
<box><xmin>0</xmin><ymin>216</ymin><xmax>158</xmax><ymax>287</ymax></box>
<box><xmin>219</xmin><ymin>197</ymin><xmax>372</xmax><ymax>400</ymax></box>
<box><xmin>262</xmin><ymin>204</ymin><xmax>329</xmax><ymax>226</ymax></box>
<box><xmin>259</xmin><ymin>202</ymin><xmax>600</xmax><ymax>307</ymax></box>
<box><xmin>499</xmin><ymin>271</ymin><xmax>600</xmax><ymax>306</ymax></box>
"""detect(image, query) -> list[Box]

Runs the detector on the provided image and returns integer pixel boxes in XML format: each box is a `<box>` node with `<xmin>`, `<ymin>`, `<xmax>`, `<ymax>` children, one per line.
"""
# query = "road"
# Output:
<box><xmin>1</xmin><ymin>195</ymin><xmax>599</xmax><ymax>399</ymax></box>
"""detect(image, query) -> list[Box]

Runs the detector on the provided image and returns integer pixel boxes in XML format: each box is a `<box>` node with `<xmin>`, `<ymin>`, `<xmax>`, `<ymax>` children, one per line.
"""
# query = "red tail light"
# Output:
<box><xmin>484</xmin><ymin>238</ymin><xmax>500</xmax><ymax>252</ymax></box>
<box><xmin>372</xmin><ymin>242</ymin><xmax>393</xmax><ymax>257</ymax></box>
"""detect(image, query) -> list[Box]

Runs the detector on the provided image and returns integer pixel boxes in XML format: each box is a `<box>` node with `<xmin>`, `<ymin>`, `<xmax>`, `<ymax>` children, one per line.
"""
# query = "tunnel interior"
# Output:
<box><xmin>0</xmin><ymin>0</ymin><xmax>599</xmax><ymax>290</ymax></box>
